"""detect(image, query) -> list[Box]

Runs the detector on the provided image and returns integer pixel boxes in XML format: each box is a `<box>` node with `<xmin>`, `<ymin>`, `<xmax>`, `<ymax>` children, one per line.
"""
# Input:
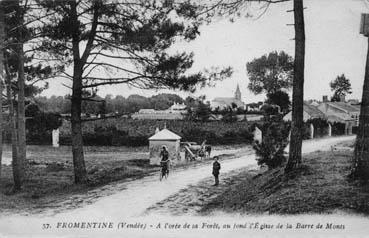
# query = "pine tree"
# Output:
<box><xmin>351</xmin><ymin>37</ymin><xmax>369</xmax><ymax>180</ymax></box>
<box><xmin>285</xmin><ymin>0</ymin><xmax>306</xmax><ymax>173</ymax></box>
<box><xmin>32</xmin><ymin>0</ymin><xmax>231</xmax><ymax>183</ymax></box>
<box><xmin>0</xmin><ymin>2</ymin><xmax>4</xmax><ymax>179</ymax></box>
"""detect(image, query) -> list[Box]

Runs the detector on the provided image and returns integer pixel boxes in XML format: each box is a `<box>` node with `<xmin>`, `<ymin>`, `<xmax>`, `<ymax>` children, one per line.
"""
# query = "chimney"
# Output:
<box><xmin>322</xmin><ymin>95</ymin><xmax>328</xmax><ymax>102</ymax></box>
<box><xmin>339</xmin><ymin>95</ymin><xmax>346</xmax><ymax>102</ymax></box>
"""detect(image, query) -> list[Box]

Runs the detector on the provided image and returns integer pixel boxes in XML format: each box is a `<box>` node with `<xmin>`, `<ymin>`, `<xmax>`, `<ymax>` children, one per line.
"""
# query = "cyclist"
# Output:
<box><xmin>160</xmin><ymin>146</ymin><xmax>170</xmax><ymax>180</ymax></box>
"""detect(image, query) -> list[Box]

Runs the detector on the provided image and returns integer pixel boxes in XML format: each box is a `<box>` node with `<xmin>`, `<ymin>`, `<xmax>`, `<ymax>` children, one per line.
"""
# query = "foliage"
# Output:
<box><xmin>56</xmin><ymin>118</ymin><xmax>254</xmax><ymax>146</ymax></box>
<box><xmin>35</xmin><ymin>93</ymin><xmax>185</xmax><ymax>115</ymax></box>
<box><xmin>306</xmin><ymin>118</ymin><xmax>329</xmax><ymax>138</ymax></box>
<box><xmin>33</xmin><ymin>0</ymin><xmax>232</xmax><ymax>93</ymax></box>
<box><xmin>25</xmin><ymin>104</ymin><xmax>63</xmax><ymax>144</ymax></box>
<box><xmin>247</xmin><ymin>51</ymin><xmax>293</xmax><ymax>95</ymax></box>
<box><xmin>253</xmin><ymin>116</ymin><xmax>290</xmax><ymax>169</ymax></box>
<box><xmin>260</xmin><ymin>104</ymin><xmax>280</xmax><ymax>120</ymax></box>
<box><xmin>185</xmin><ymin>96</ymin><xmax>212</xmax><ymax>122</ymax></box>
<box><xmin>331</xmin><ymin>122</ymin><xmax>346</xmax><ymax>136</ymax></box>
<box><xmin>221</xmin><ymin>107</ymin><xmax>238</xmax><ymax>123</ymax></box>
<box><xmin>330</xmin><ymin>74</ymin><xmax>352</xmax><ymax>102</ymax></box>
<box><xmin>265</xmin><ymin>90</ymin><xmax>291</xmax><ymax>113</ymax></box>
<box><xmin>3</xmin><ymin>1</ymin><xmax>61</xmax><ymax>97</ymax></box>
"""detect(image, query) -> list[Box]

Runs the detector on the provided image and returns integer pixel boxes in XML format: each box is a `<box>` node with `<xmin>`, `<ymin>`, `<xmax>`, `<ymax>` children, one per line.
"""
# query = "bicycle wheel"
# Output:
<box><xmin>159</xmin><ymin>170</ymin><xmax>163</xmax><ymax>181</ymax></box>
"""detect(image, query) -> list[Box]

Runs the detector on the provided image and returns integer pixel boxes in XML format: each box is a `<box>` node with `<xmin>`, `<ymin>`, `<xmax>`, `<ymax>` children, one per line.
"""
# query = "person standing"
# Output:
<box><xmin>212</xmin><ymin>156</ymin><xmax>221</xmax><ymax>186</ymax></box>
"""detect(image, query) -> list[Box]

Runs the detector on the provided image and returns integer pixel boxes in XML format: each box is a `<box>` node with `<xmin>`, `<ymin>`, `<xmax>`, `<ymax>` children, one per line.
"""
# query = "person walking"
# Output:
<box><xmin>212</xmin><ymin>156</ymin><xmax>221</xmax><ymax>186</ymax></box>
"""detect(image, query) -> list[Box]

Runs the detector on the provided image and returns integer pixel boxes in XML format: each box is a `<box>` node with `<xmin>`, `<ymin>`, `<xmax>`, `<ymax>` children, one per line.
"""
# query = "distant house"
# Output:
<box><xmin>246</xmin><ymin>102</ymin><xmax>263</xmax><ymax>112</ymax></box>
<box><xmin>210</xmin><ymin>84</ymin><xmax>246</xmax><ymax>110</ymax></box>
<box><xmin>138</xmin><ymin>109</ymin><xmax>156</xmax><ymax>114</ymax></box>
<box><xmin>317</xmin><ymin>101</ymin><xmax>360</xmax><ymax>134</ymax></box>
<box><xmin>284</xmin><ymin>96</ymin><xmax>360</xmax><ymax>135</ymax></box>
<box><xmin>166</xmin><ymin>102</ymin><xmax>187</xmax><ymax>114</ymax></box>
<box><xmin>132</xmin><ymin>102</ymin><xmax>187</xmax><ymax>120</ymax></box>
<box><xmin>283</xmin><ymin>103</ymin><xmax>326</xmax><ymax>122</ymax></box>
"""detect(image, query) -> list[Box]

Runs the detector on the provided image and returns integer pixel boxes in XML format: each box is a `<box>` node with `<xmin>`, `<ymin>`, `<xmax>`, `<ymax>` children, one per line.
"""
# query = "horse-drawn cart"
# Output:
<box><xmin>181</xmin><ymin>141</ymin><xmax>211</xmax><ymax>161</ymax></box>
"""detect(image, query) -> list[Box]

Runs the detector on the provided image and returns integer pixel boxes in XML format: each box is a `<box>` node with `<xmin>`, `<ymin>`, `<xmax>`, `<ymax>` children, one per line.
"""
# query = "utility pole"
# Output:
<box><xmin>351</xmin><ymin>14</ymin><xmax>369</xmax><ymax>179</ymax></box>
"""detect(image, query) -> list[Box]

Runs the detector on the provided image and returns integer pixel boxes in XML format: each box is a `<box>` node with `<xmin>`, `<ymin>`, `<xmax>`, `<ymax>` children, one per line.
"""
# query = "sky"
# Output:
<box><xmin>41</xmin><ymin>0</ymin><xmax>369</xmax><ymax>104</ymax></box>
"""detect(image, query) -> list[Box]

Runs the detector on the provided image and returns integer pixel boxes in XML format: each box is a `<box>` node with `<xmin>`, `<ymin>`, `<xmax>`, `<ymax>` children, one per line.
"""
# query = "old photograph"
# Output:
<box><xmin>0</xmin><ymin>0</ymin><xmax>368</xmax><ymax>237</ymax></box>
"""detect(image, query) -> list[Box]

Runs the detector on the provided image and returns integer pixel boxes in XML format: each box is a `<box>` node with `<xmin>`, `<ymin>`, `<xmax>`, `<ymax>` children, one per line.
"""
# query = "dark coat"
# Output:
<box><xmin>212</xmin><ymin>161</ymin><xmax>221</xmax><ymax>175</ymax></box>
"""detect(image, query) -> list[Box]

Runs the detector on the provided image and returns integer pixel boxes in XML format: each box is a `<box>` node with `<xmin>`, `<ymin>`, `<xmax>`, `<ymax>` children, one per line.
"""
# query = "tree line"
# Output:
<box><xmin>35</xmin><ymin>93</ymin><xmax>185</xmax><ymax>115</ymax></box>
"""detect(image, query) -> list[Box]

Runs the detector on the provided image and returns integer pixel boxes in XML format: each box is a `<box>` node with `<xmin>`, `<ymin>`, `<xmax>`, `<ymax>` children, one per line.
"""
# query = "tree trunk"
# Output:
<box><xmin>71</xmin><ymin>73</ymin><xmax>87</xmax><ymax>184</ymax></box>
<box><xmin>70</xmin><ymin>0</ymin><xmax>87</xmax><ymax>184</ymax></box>
<box><xmin>0</xmin><ymin>5</ymin><xmax>4</xmax><ymax>178</ymax></box>
<box><xmin>285</xmin><ymin>0</ymin><xmax>305</xmax><ymax>173</ymax></box>
<box><xmin>16</xmin><ymin>0</ymin><xmax>26</xmax><ymax>184</ymax></box>
<box><xmin>351</xmin><ymin>36</ymin><xmax>369</xmax><ymax>180</ymax></box>
<box><xmin>5</xmin><ymin>63</ymin><xmax>20</xmax><ymax>189</ymax></box>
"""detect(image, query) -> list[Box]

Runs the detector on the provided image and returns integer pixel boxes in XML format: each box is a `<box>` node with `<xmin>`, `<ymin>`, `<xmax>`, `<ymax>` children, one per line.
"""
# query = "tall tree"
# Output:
<box><xmin>33</xmin><ymin>0</ymin><xmax>231</xmax><ymax>183</ymax></box>
<box><xmin>3</xmin><ymin>0</ymin><xmax>59</xmax><ymax>189</ymax></box>
<box><xmin>330</xmin><ymin>74</ymin><xmax>352</xmax><ymax>102</ymax></box>
<box><xmin>3</xmin><ymin>0</ymin><xmax>24</xmax><ymax>189</ymax></box>
<box><xmin>351</xmin><ymin>34</ymin><xmax>369</xmax><ymax>179</ymax></box>
<box><xmin>16</xmin><ymin>0</ymin><xmax>27</xmax><ymax>185</ymax></box>
<box><xmin>197</xmin><ymin>0</ymin><xmax>305</xmax><ymax>172</ymax></box>
<box><xmin>246</xmin><ymin>51</ymin><xmax>293</xmax><ymax>95</ymax></box>
<box><xmin>285</xmin><ymin>0</ymin><xmax>306</xmax><ymax>172</ymax></box>
<box><xmin>0</xmin><ymin>2</ymin><xmax>4</xmax><ymax>178</ymax></box>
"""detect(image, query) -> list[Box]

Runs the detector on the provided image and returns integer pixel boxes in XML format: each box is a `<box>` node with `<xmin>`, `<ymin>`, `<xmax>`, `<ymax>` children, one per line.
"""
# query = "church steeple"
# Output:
<box><xmin>234</xmin><ymin>84</ymin><xmax>241</xmax><ymax>101</ymax></box>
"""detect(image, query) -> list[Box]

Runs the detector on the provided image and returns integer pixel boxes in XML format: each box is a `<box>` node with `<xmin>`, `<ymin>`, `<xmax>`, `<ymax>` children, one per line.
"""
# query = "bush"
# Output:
<box><xmin>332</xmin><ymin>122</ymin><xmax>346</xmax><ymax>135</ymax></box>
<box><xmin>253</xmin><ymin>116</ymin><xmax>290</xmax><ymax>169</ymax></box>
<box><xmin>306</xmin><ymin>118</ymin><xmax>329</xmax><ymax>138</ymax></box>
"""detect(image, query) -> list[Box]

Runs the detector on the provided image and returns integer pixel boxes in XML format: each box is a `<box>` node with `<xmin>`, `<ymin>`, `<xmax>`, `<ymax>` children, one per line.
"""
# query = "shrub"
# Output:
<box><xmin>306</xmin><ymin>118</ymin><xmax>329</xmax><ymax>138</ymax></box>
<box><xmin>253</xmin><ymin>116</ymin><xmax>290</xmax><ymax>169</ymax></box>
<box><xmin>332</xmin><ymin>122</ymin><xmax>346</xmax><ymax>135</ymax></box>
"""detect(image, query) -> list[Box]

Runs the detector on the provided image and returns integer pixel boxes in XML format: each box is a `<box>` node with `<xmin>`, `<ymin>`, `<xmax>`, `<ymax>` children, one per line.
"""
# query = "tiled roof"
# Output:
<box><xmin>326</xmin><ymin>102</ymin><xmax>360</xmax><ymax>113</ymax></box>
<box><xmin>149</xmin><ymin>129</ymin><xmax>181</xmax><ymax>140</ymax></box>
<box><xmin>303</xmin><ymin>103</ymin><xmax>325</xmax><ymax>118</ymax></box>
<box><xmin>212</xmin><ymin>98</ymin><xmax>245</xmax><ymax>106</ymax></box>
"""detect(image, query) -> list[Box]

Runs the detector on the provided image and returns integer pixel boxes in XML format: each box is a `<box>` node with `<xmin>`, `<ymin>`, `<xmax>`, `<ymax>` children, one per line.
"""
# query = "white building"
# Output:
<box><xmin>210</xmin><ymin>84</ymin><xmax>246</xmax><ymax>110</ymax></box>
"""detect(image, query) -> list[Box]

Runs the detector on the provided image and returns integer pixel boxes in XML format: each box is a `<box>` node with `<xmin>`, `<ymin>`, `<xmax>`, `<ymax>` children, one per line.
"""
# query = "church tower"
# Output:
<box><xmin>234</xmin><ymin>84</ymin><xmax>241</xmax><ymax>101</ymax></box>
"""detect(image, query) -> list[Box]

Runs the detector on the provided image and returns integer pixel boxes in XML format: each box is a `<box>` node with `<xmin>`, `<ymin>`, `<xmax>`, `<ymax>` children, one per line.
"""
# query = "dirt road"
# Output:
<box><xmin>0</xmin><ymin>136</ymin><xmax>356</xmax><ymax>237</ymax></box>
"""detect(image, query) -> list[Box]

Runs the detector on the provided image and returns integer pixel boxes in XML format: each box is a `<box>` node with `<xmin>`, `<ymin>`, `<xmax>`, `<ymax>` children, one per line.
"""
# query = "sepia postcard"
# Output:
<box><xmin>0</xmin><ymin>0</ymin><xmax>369</xmax><ymax>237</ymax></box>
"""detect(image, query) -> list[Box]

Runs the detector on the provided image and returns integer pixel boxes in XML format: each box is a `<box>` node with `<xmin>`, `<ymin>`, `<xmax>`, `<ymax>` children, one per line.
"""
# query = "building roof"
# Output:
<box><xmin>212</xmin><ymin>98</ymin><xmax>245</xmax><ymax>106</ymax></box>
<box><xmin>326</xmin><ymin>114</ymin><xmax>353</xmax><ymax>123</ymax></box>
<box><xmin>138</xmin><ymin>109</ymin><xmax>156</xmax><ymax>114</ymax></box>
<box><xmin>325</xmin><ymin>102</ymin><xmax>360</xmax><ymax>113</ymax></box>
<box><xmin>149</xmin><ymin>128</ymin><xmax>181</xmax><ymax>141</ymax></box>
<box><xmin>283</xmin><ymin>103</ymin><xmax>325</xmax><ymax>122</ymax></box>
<box><xmin>303</xmin><ymin>103</ymin><xmax>326</xmax><ymax>118</ymax></box>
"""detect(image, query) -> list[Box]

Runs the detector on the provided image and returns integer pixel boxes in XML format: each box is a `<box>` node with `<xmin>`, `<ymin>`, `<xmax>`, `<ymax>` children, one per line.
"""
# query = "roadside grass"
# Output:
<box><xmin>0</xmin><ymin>144</ymin><xmax>250</xmax><ymax>214</ymax></box>
<box><xmin>0</xmin><ymin>158</ymin><xmax>157</xmax><ymax>213</ymax></box>
<box><xmin>201</xmin><ymin>149</ymin><xmax>369</xmax><ymax>215</ymax></box>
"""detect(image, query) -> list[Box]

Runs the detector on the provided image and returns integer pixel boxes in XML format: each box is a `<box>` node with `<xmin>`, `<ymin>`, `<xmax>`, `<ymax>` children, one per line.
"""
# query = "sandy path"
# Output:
<box><xmin>0</xmin><ymin>136</ymin><xmax>356</xmax><ymax>237</ymax></box>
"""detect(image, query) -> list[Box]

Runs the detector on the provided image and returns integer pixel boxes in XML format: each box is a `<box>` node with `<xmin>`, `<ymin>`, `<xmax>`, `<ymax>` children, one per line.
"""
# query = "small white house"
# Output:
<box><xmin>148</xmin><ymin>128</ymin><xmax>181</xmax><ymax>165</ymax></box>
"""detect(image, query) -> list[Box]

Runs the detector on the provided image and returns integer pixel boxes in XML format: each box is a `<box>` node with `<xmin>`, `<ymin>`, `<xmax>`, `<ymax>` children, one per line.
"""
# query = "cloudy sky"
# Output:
<box><xmin>42</xmin><ymin>0</ymin><xmax>368</xmax><ymax>104</ymax></box>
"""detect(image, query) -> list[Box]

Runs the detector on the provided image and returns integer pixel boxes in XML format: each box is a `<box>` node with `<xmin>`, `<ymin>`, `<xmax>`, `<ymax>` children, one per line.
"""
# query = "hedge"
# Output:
<box><xmin>57</xmin><ymin>118</ymin><xmax>255</xmax><ymax>146</ymax></box>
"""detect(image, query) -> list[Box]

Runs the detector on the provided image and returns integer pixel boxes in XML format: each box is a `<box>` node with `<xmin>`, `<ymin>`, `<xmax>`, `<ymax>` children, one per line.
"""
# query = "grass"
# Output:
<box><xmin>200</xmin><ymin>149</ymin><xmax>369</xmax><ymax>215</ymax></box>
<box><xmin>0</xmin><ymin>143</ymin><xmax>249</xmax><ymax>214</ymax></box>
